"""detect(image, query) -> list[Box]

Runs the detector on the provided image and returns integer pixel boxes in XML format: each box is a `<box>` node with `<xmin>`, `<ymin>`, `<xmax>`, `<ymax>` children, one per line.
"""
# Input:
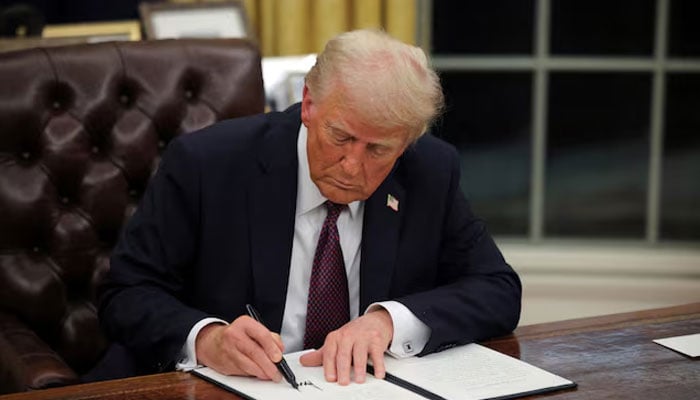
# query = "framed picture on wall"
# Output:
<box><xmin>139</xmin><ymin>0</ymin><xmax>251</xmax><ymax>40</ymax></box>
<box><xmin>42</xmin><ymin>20</ymin><xmax>142</xmax><ymax>42</ymax></box>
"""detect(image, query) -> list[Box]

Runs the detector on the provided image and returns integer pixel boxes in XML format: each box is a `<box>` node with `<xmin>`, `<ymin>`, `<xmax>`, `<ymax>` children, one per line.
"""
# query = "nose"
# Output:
<box><xmin>340</xmin><ymin>143</ymin><xmax>364</xmax><ymax>177</ymax></box>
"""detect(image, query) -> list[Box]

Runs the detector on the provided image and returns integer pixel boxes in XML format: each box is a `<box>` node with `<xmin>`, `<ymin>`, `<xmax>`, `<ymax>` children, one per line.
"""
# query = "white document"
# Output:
<box><xmin>193</xmin><ymin>351</ymin><xmax>425</xmax><ymax>400</ymax></box>
<box><xmin>193</xmin><ymin>344</ymin><xmax>575</xmax><ymax>400</ymax></box>
<box><xmin>654</xmin><ymin>333</ymin><xmax>700</xmax><ymax>357</ymax></box>
<box><xmin>383</xmin><ymin>343</ymin><xmax>575</xmax><ymax>400</ymax></box>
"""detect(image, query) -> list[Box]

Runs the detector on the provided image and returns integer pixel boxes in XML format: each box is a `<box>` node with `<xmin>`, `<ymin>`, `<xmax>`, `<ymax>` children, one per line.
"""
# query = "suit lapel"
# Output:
<box><xmin>360</xmin><ymin>175</ymin><xmax>405</xmax><ymax>311</ymax></box>
<box><xmin>248</xmin><ymin>104</ymin><xmax>407</xmax><ymax>327</ymax></box>
<box><xmin>249</xmin><ymin>114</ymin><xmax>300</xmax><ymax>332</ymax></box>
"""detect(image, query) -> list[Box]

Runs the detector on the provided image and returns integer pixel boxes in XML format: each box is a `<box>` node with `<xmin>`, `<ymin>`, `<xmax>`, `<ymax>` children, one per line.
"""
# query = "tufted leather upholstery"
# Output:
<box><xmin>0</xmin><ymin>38</ymin><xmax>265</xmax><ymax>393</ymax></box>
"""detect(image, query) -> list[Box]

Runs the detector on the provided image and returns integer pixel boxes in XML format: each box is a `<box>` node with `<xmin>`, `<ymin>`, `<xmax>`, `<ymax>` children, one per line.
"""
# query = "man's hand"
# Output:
<box><xmin>299</xmin><ymin>308</ymin><xmax>393</xmax><ymax>385</ymax></box>
<box><xmin>195</xmin><ymin>316</ymin><xmax>284</xmax><ymax>381</ymax></box>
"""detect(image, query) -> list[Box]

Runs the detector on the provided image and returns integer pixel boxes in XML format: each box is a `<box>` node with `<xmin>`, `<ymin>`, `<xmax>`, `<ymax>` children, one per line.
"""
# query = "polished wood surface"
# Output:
<box><xmin>485</xmin><ymin>302</ymin><xmax>700</xmax><ymax>399</ymax></box>
<box><xmin>3</xmin><ymin>303</ymin><xmax>698</xmax><ymax>399</ymax></box>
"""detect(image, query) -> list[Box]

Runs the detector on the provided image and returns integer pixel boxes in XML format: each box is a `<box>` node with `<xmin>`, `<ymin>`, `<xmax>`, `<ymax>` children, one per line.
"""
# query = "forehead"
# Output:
<box><xmin>318</xmin><ymin>97</ymin><xmax>410</xmax><ymax>147</ymax></box>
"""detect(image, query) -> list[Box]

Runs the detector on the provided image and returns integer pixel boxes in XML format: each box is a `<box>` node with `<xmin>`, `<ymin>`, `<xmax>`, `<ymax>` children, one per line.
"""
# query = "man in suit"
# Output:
<box><xmin>98</xmin><ymin>29</ymin><xmax>521</xmax><ymax>386</ymax></box>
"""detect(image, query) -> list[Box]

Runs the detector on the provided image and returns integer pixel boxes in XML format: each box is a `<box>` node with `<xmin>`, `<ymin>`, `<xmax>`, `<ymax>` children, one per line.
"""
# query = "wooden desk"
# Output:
<box><xmin>3</xmin><ymin>303</ymin><xmax>698</xmax><ymax>399</ymax></box>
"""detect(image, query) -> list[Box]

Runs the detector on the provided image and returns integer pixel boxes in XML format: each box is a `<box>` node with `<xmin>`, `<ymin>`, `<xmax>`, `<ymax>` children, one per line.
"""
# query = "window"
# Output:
<box><xmin>661</xmin><ymin>74</ymin><xmax>700</xmax><ymax>239</ymax></box>
<box><xmin>438</xmin><ymin>72</ymin><xmax>532</xmax><ymax>235</ymax></box>
<box><xmin>429</xmin><ymin>0</ymin><xmax>700</xmax><ymax>243</ymax></box>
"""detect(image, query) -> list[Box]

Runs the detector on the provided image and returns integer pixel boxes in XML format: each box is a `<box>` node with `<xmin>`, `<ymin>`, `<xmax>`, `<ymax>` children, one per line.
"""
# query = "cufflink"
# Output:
<box><xmin>403</xmin><ymin>342</ymin><xmax>414</xmax><ymax>353</ymax></box>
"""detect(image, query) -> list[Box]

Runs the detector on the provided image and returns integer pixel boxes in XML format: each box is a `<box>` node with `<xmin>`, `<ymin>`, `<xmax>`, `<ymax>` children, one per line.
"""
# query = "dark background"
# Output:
<box><xmin>2</xmin><ymin>0</ymin><xmax>699</xmax><ymax>241</ymax></box>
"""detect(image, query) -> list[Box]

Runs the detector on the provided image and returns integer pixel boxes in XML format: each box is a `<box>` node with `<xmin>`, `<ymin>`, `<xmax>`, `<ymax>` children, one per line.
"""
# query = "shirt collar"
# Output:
<box><xmin>296</xmin><ymin>124</ymin><xmax>362</xmax><ymax>218</ymax></box>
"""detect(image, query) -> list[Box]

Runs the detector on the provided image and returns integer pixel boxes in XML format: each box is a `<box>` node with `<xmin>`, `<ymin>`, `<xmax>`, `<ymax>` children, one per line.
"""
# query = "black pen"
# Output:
<box><xmin>245</xmin><ymin>304</ymin><xmax>299</xmax><ymax>390</ymax></box>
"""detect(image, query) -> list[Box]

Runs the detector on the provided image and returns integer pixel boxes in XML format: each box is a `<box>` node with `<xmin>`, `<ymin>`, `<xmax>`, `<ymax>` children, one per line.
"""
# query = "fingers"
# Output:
<box><xmin>313</xmin><ymin>312</ymin><xmax>392</xmax><ymax>385</ymax></box>
<box><xmin>332</xmin><ymin>333</ymin><xmax>354</xmax><ymax>385</ymax></box>
<box><xmin>195</xmin><ymin>316</ymin><xmax>283</xmax><ymax>382</ymax></box>
<box><xmin>243</xmin><ymin>319</ymin><xmax>283</xmax><ymax>363</ymax></box>
<box><xmin>322</xmin><ymin>335</ymin><xmax>340</xmax><ymax>383</ymax></box>
<box><xmin>232</xmin><ymin>322</ymin><xmax>282</xmax><ymax>381</ymax></box>
<box><xmin>299</xmin><ymin>349</ymin><xmax>323</xmax><ymax>366</ymax></box>
<box><xmin>335</xmin><ymin>331</ymin><xmax>383</xmax><ymax>384</ymax></box>
<box><xmin>352</xmin><ymin>340</ymin><xmax>368</xmax><ymax>383</ymax></box>
<box><xmin>271</xmin><ymin>332</ymin><xmax>285</xmax><ymax>351</ymax></box>
<box><xmin>368</xmin><ymin>344</ymin><xmax>386</xmax><ymax>380</ymax></box>
<box><xmin>230</xmin><ymin>349</ymin><xmax>269</xmax><ymax>379</ymax></box>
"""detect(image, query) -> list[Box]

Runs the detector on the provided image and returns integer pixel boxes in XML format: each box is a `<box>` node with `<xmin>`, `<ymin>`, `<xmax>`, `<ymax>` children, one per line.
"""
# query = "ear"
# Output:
<box><xmin>301</xmin><ymin>85</ymin><xmax>312</xmax><ymax>126</ymax></box>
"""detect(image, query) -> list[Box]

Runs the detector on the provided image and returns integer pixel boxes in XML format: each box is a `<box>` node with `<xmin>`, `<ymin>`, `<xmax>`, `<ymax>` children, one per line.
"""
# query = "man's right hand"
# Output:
<box><xmin>195</xmin><ymin>315</ymin><xmax>284</xmax><ymax>381</ymax></box>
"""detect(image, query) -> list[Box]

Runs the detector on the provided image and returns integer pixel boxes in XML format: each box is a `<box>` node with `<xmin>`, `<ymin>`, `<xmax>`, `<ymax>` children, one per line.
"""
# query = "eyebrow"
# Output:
<box><xmin>327</xmin><ymin>122</ymin><xmax>400</xmax><ymax>148</ymax></box>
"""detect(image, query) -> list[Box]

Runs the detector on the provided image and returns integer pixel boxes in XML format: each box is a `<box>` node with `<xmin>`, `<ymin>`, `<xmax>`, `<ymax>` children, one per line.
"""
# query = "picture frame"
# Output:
<box><xmin>139</xmin><ymin>1</ymin><xmax>251</xmax><ymax>40</ymax></box>
<box><xmin>42</xmin><ymin>20</ymin><xmax>142</xmax><ymax>43</ymax></box>
<box><xmin>0</xmin><ymin>37</ymin><xmax>89</xmax><ymax>53</ymax></box>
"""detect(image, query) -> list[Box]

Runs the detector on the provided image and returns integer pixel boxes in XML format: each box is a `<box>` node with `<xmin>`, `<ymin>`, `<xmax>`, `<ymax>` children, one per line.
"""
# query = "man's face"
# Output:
<box><xmin>301</xmin><ymin>86</ymin><xmax>410</xmax><ymax>204</ymax></box>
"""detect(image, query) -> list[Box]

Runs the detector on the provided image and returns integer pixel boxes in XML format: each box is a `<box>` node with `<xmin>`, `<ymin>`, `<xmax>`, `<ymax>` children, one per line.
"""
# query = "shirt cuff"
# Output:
<box><xmin>175</xmin><ymin>317</ymin><xmax>228</xmax><ymax>371</ymax></box>
<box><xmin>365</xmin><ymin>301</ymin><xmax>431</xmax><ymax>358</ymax></box>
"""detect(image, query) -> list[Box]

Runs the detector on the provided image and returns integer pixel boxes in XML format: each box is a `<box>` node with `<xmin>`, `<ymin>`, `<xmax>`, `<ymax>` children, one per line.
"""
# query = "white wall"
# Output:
<box><xmin>499</xmin><ymin>242</ymin><xmax>700</xmax><ymax>326</ymax></box>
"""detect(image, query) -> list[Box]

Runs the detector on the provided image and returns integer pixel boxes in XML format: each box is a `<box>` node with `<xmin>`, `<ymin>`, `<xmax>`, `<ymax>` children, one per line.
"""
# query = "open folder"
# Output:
<box><xmin>192</xmin><ymin>343</ymin><xmax>576</xmax><ymax>400</ymax></box>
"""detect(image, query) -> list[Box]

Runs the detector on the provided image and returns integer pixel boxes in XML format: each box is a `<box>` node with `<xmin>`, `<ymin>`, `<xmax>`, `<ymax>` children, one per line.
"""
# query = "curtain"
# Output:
<box><xmin>241</xmin><ymin>0</ymin><xmax>417</xmax><ymax>56</ymax></box>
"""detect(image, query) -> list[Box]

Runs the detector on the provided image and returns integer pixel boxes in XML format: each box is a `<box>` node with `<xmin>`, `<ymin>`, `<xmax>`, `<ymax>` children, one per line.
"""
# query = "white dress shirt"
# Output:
<box><xmin>176</xmin><ymin>124</ymin><xmax>430</xmax><ymax>371</ymax></box>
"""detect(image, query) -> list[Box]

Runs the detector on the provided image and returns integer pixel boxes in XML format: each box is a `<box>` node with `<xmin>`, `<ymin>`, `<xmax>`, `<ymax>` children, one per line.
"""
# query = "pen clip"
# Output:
<box><xmin>245</xmin><ymin>304</ymin><xmax>264</xmax><ymax>324</ymax></box>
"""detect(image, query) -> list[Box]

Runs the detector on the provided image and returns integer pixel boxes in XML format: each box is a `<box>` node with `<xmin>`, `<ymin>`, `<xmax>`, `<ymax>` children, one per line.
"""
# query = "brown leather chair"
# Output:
<box><xmin>0</xmin><ymin>38</ymin><xmax>265</xmax><ymax>394</ymax></box>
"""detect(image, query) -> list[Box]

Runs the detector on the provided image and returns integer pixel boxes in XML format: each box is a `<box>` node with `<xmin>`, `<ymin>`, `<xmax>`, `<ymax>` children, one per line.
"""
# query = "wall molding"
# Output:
<box><xmin>498</xmin><ymin>241</ymin><xmax>700</xmax><ymax>278</ymax></box>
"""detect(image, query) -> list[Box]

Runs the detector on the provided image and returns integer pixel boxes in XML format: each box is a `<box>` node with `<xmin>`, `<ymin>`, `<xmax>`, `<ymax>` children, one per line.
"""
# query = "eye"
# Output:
<box><xmin>368</xmin><ymin>144</ymin><xmax>390</xmax><ymax>158</ymax></box>
<box><xmin>327</xmin><ymin>126</ymin><xmax>352</xmax><ymax>144</ymax></box>
<box><xmin>334</xmin><ymin>134</ymin><xmax>351</xmax><ymax>144</ymax></box>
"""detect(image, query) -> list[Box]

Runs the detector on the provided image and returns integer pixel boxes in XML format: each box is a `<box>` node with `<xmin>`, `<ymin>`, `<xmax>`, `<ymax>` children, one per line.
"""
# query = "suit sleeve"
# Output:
<box><xmin>98</xmin><ymin>138</ymin><xmax>208</xmax><ymax>372</ymax></box>
<box><xmin>397</xmin><ymin>144</ymin><xmax>522</xmax><ymax>355</ymax></box>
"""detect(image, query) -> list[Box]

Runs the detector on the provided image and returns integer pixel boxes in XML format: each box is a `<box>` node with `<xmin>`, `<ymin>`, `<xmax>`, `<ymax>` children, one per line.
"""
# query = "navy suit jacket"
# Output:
<box><xmin>98</xmin><ymin>104</ymin><xmax>521</xmax><ymax>373</ymax></box>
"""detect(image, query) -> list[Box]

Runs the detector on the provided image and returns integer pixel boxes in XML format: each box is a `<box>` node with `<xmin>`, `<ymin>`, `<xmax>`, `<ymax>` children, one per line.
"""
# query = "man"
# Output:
<box><xmin>98</xmin><ymin>29</ymin><xmax>521</xmax><ymax>386</ymax></box>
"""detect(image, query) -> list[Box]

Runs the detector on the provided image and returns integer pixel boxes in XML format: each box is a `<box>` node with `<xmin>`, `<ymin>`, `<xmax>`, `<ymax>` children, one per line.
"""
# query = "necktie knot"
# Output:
<box><xmin>324</xmin><ymin>201</ymin><xmax>344</xmax><ymax>223</ymax></box>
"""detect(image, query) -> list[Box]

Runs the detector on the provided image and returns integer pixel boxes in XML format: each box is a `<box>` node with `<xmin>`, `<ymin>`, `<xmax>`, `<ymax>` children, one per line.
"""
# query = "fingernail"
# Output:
<box><xmin>272</xmin><ymin>352</ymin><xmax>282</xmax><ymax>363</ymax></box>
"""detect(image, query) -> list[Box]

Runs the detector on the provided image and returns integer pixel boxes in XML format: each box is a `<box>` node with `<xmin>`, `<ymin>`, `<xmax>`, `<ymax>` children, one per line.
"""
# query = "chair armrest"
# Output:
<box><xmin>0</xmin><ymin>311</ymin><xmax>78</xmax><ymax>393</ymax></box>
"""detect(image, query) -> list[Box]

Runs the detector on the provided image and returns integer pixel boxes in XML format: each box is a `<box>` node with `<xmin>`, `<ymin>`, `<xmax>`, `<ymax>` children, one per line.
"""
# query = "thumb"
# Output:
<box><xmin>299</xmin><ymin>349</ymin><xmax>323</xmax><ymax>367</ymax></box>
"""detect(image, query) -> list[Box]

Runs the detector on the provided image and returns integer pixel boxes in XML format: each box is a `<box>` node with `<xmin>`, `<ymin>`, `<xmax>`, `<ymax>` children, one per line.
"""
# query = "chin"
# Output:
<box><xmin>325</xmin><ymin>193</ymin><xmax>354</xmax><ymax>205</ymax></box>
<box><xmin>321</xmin><ymin>186</ymin><xmax>364</xmax><ymax>205</ymax></box>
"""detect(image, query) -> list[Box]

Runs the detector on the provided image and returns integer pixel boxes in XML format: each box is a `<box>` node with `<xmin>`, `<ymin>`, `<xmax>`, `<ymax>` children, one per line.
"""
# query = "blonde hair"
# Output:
<box><xmin>305</xmin><ymin>29</ymin><xmax>444</xmax><ymax>142</ymax></box>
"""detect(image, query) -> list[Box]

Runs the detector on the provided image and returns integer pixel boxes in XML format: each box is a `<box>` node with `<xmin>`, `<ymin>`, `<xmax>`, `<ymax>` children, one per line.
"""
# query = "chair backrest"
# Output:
<box><xmin>0</xmin><ymin>38</ymin><xmax>265</xmax><ymax>390</ymax></box>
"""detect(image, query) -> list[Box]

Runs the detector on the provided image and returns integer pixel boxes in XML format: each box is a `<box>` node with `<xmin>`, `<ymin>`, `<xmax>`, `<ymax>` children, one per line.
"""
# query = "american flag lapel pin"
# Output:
<box><xmin>386</xmin><ymin>194</ymin><xmax>399</xmax><ymax>212</ymax></box>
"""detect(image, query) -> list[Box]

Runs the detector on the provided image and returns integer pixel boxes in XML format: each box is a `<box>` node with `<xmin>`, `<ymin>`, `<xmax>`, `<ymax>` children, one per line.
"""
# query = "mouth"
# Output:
<box><xmin>328</xmin><ymin>178</ymin><xmax>355</xmax><ymax>190</ymax></box>
<box><xmin>325</xmin><ymin>176</ymin><xmax>357</xmax><ymax>191</ymax></box>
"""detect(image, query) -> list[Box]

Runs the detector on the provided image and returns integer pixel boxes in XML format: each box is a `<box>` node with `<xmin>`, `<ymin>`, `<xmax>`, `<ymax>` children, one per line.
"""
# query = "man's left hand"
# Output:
<box><xmin>299</xmin><ymin>309</ymin><xmax>393</xmax><ymax>385</ymax></box>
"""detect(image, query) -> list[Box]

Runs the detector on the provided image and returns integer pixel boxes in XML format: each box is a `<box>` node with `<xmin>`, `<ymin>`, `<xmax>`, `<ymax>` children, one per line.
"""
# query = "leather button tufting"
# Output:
<box><xmin>0</xmin><ymin>38</ymin><xmax>266</xmax><ymax>391</ymax></box>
